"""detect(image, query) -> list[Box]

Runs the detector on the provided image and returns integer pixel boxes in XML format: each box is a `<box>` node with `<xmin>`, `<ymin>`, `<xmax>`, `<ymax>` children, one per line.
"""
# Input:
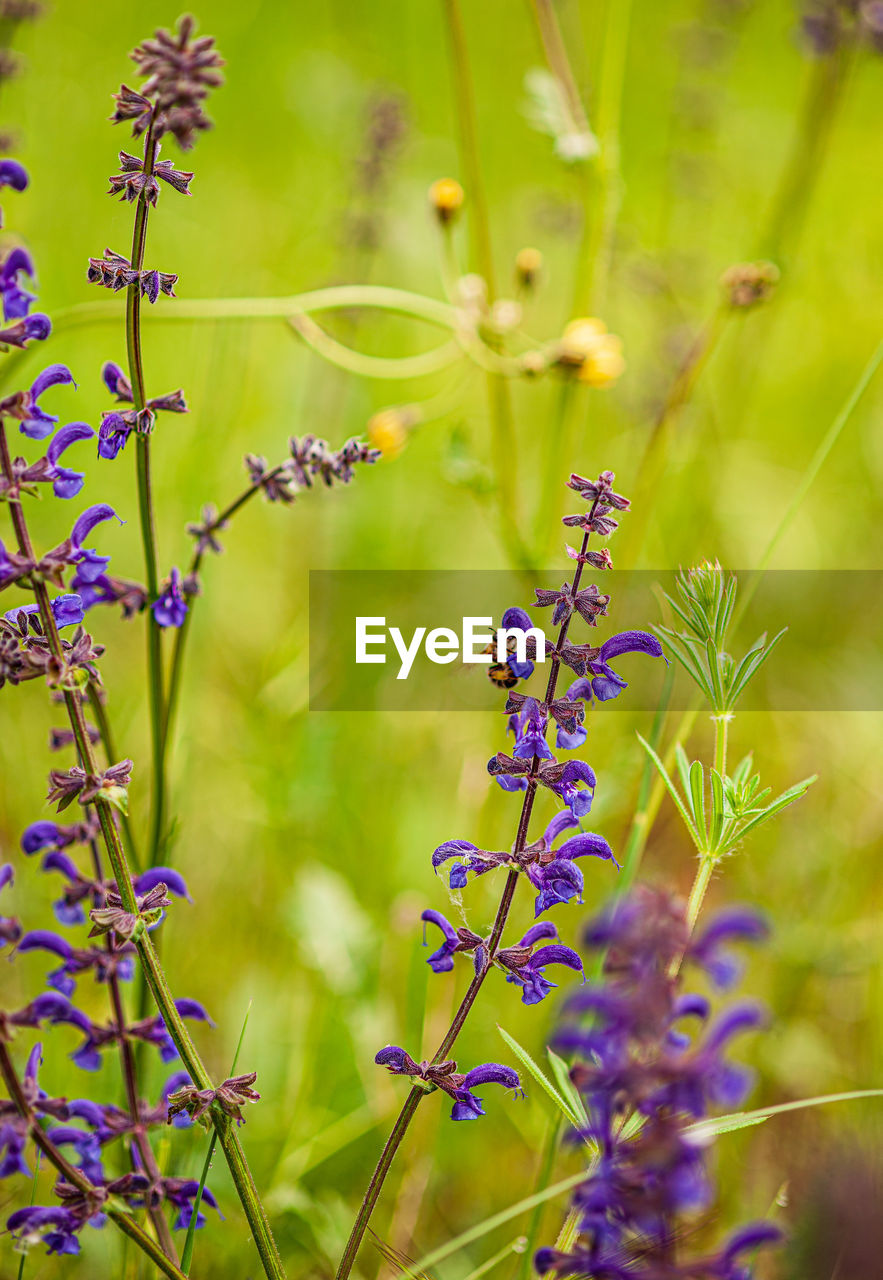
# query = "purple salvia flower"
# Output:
<box><xmin>585</xmin><ymin>629</ymin><xmax>665</xmax><ymax>702</ymax></box>
<box><xmin>44</xmin><ymin>422</ymin><xmax>95</xmax><ymax>498</ymax></box>
<box><xmin>5</xmin><ymin>593</ymin><xmax>85</xmax><ymax>630</ymax></box>
<box><xmin>449</xmin><ymin>1063</ymin><xmax>522</xmax><ymax>1121</ymax></box>
<box><xmin>0</xmin><ymin>363</ymin><xmax>76</xmax><ymax>440</ymax></box>
<box><xmin>151</xmin><ymin>566</ymin><xmax>188</xmax><ymax>628</ymax></box>
<box><xmin>0</xmin><ymin>246</ymin><xmax>36</xmax><ymax>320</ymax></box>
<box><xmin>0</xmin><ymin>158</ymin><xmax>29</xmax><ymax>193</ymax></box>
<box><xmin>0</xmin><ymin>313</ymin><xmax>52</xmax><ymax>348</ymax></box>
<box><xmin>6</xmin><ymin>1205</ymin><xmax>83</xmax><ymax>1256</ymax></box>
<box><xmin>67</xmin><ymin>503</ymin><xmax>118</xmax><ymax>582</ymax></box>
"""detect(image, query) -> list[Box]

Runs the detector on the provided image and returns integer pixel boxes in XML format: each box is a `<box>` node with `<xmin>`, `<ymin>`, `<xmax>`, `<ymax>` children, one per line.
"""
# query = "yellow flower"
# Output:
<box><xmin>556</xmin><ymin>317</ymin><xmax>625</xmax><ymax>388</ymax></box>
<box><xmin>367</xmin><ymin>408</ymin><xmax>411</xmax><ymax>459</ymax></box>
<box><xmin>429</xmin><ymin>177</ymin><xmax>464</xmax><ymax>223</ymax></box>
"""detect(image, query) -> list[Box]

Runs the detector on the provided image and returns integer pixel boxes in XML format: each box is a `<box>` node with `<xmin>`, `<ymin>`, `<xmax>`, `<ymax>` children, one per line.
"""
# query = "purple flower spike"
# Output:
<box><xmin>151</xmin><ymin>567</ymin><xmax>188</xmax><ymax>628</ymax></box>
<box><xmin>0</xmin><ymin>246</ymin><xmax>36</xmax><ymax>320</ymax></box>
<box><xmin>0</xmin><ymin>159</ymin><xmax>29</xmax><ymax>191</ymax></box>
<box><xmin>45</xmin><ymin>422</ymin><xmax>95</xmax><ymax>498</ymax></box>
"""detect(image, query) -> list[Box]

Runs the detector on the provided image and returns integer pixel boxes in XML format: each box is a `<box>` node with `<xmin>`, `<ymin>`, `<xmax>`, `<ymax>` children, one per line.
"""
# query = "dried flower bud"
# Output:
<box><xmin>429</xmin><ymin>177</ymin><xmax>464</xmax><ymax>223</ymax></box>
<box><xmin>515</xmin><ymin>246</ymin><xmax>543</xmax><ymax>288</ymax></box>
<box><xmin>720</xmin><ymin>260</ymin><xmax>780</xmax><ymax>309</ymax></box>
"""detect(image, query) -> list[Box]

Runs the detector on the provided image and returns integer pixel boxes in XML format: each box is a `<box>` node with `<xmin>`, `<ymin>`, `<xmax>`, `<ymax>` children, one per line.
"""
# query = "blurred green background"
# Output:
<box><xmin>1</xmin><ymin>0</ymin><xmax>882</xmax><ymax>1275</ymax></box>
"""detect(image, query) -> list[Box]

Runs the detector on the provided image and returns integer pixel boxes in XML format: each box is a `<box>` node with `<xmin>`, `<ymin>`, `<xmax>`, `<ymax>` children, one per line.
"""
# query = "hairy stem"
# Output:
<box><xmin>0</xmin><ymin>422</ymin><xmax>286</xmax><ymax>1280</ymax></box>
<box><xmin>87</xmin><ymin>680</ymin><xmax>141</xmax><ymax>871</ymax></box>
<box><xmin>0</xmin><ymin>1042</ymin><xmax>190</xmax><ymax>1280</ymax></box>
<box><xmin>336</xmin><ymin>526</ymin><xmax>597</xmax><ymax>1279</ymax></box>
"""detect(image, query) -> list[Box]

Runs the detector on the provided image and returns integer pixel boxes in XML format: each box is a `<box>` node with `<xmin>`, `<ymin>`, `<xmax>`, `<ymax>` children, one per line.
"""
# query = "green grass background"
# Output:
<box><xmin>1</xmin><ymin>0</ymin><xmax>881</xmax><ymax>1275</ymax></box>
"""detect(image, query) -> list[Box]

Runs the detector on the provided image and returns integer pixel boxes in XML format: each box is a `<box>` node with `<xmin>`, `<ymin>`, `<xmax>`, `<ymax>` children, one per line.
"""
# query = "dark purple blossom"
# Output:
<box><xmin>5</xmin><ymin>593</ymin><xmax>85</xmax><ymax>630</ymax></box>
<box><xmin>43</xmin><ymin>422</ymin><xmax>95</xmax><ymax>498</ymax></box>
<box><xmin>6</xmin><ymin>1205</ymin><xmax>84</xmax><ymax>1256</ymax></box>
<box><xmin>0</xmin><ymin>313</ymin><xmax>52</xmax><ymax>347</ymax></box>
<box><xmin>0</xmin><ymin>363</ymin><xmax>76</xmax><ymax>439</ymax></box>
<box><xmin>151</xmin><ymin>566</ymin><xmax>188</xmax><ymax>628</ymax></box>
<box><xmin>0</xmin><ymin>158</ymin><xmax>29</xmax><ymax>194</ymax></box>
<box><xmin>562</xmin><ymin>631</ymin><xmax>665</xmax><ymax>704</ymax></box>
<box><xmin>498</xmin><ymin>923</ymin><xmax>584</xmax><ymax>1004</ymax></box>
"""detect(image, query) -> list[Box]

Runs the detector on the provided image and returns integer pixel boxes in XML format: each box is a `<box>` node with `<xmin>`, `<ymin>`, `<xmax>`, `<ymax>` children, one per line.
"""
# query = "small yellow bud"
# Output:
<box><xmin>367</xmin><ymin>407</ymin><xmax>416</xmax><ymax>459</ymax></box>
<box><xmin>556</xmin><ymin>317</ymin><xmax>625</xmax><ymax>388</ymax></box>
<box><xmin>515</xmin><ymin>246</ymin><xmax>543</xmax><ymax>287</ymax></box>
<box><xmin>429</xmin><ymin>177</ymin><xmax>464</xmax><ymax>224</ymax></box>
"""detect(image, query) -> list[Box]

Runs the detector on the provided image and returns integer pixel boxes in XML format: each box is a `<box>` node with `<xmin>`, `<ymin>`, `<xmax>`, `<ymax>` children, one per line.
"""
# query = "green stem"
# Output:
<box><xmin>122</xmin><ymin>115</ymin><xmax>166</xmax><ymax>870</ymax></box>
<box><xmin>712</xmin><ymin>713</ymin><xmax>729</xmax><ymax>778</ymax></box>
<box><xmin>685</xmin><ymin>854</ymin><xmax>716</xmax><ymax>935</ymax></box>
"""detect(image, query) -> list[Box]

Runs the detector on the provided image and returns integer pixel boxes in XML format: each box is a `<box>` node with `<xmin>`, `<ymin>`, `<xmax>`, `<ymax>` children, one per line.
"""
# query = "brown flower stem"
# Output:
<box><xmin>336</xmin><ymin>524</ymin><xmax>597</xmax><ymax>1279</ymax></box>
<box><xmin>0</xmin><ymin>1042</ymin><xmax>190</xmax><ymax>1280</ymax></box>
<box><xmin>0</xmin><ymin>420</ymin><xmax>287</xmax><ymax>1280</ymax></box>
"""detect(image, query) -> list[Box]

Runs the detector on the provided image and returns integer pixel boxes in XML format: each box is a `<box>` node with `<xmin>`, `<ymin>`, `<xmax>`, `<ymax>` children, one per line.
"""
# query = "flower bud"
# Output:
<box><xmin>515</xmin><ymin>246</ymin><xmax>543</xmax><ymax>288</ymax></box>
<box><xmin>429</xmin><ymin>177</ymin><xmax>464</xmax><ymax>224</ymax></box>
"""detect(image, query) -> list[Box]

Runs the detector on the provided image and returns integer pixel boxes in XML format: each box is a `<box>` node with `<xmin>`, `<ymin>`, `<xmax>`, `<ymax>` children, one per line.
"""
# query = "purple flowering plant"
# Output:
<box><xmin>0</xmin><ymin>14</ymin><xmax>379</xmax><ymax>1280</ymax></box>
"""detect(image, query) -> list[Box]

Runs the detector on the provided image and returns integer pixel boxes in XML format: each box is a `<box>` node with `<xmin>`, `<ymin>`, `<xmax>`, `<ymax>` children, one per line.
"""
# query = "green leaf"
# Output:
<box><xmin>732</xmin><ymin>775</ymin><xmax>816</xmax><ymax>842</ymax></box>
<box><xmin>546</xmin><ymin>1049</ymin><xmax>589</xmax><ymax>1128</ymax></box>
<box><xmin>637</xmin><ymin>735</ymin><xmax>700</xmax><ymax>848</ymax></box>
<box><xmin>729</xmin><ymin>628</ymin><xmax>787</xmax><ymax>704</ymax></box>
<box><xmin>689</xmin><ymin>760</ymin><xmax>707</xmax><ymax>846</ymax></box>
<box><xmin>686</xmin><ymin>1088</ymin><xmax>883</xmax><ymax>1138</ymax></box>
<box><xmin>709</xmin><ymin>769</ymin><xmax>726</xmax><ymax>851</ymax></box>
<box><xmin>497</xmin><ymin>1026</ymin><xmax>582</xmax><ymax>1128</ymax></box>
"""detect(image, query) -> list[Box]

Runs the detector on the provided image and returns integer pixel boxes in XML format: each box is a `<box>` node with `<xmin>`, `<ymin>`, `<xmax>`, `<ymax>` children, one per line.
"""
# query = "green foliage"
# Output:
<box><xmin>638</xmin><ymin>736</ymin><xmax>815</xmax><ymax>859</ymax></box>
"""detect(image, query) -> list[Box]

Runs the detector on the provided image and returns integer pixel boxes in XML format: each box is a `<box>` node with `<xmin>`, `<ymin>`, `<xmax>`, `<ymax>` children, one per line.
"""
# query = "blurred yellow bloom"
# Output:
<box><xmin>556</xmin><ymin>317</ymin><xmax>625</xmax><ymax>388</ymax></box>
<box><xmin>515</xmin><ymin>246</ymin><xmax>543</xmax><ymax>287</ymax></box>
<box><xmin>367</xmin><ymin>408</ymin><xmax>411</xmax><ymax>459</ymax></box>
<box><xmin>429</xmin><ymin>177</ymin><xmax>464</xmax><ymax>223</ymax></box>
